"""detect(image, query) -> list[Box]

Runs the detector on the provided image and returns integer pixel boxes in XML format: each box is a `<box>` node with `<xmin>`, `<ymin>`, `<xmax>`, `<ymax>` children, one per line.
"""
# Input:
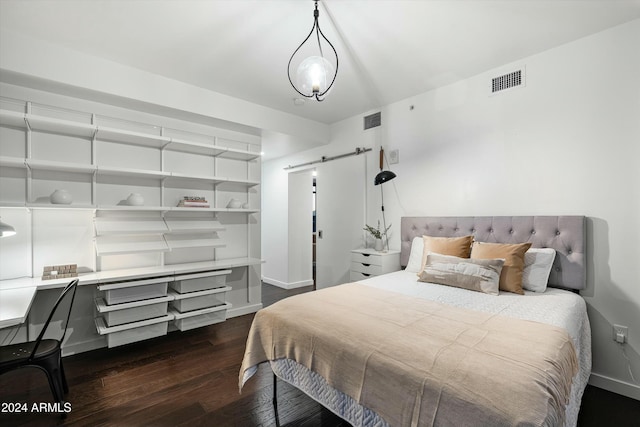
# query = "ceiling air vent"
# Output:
<box><xmin>364</xmin><ymin>112</ymin><xmax>381</xmax><ymax>130</ymax></box>
<box><xmin>491</xmin><ymin>68</ymin><xmax>525</xmax><ymax>94</ymax></box>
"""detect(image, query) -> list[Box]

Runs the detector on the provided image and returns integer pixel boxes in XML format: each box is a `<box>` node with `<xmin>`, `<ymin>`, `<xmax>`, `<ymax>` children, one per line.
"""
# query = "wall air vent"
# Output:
<box><xmin>491</xmin><ymin>68</ymin><xmax>525</xmax><ymax>94</ymax></box>
<box><xmin>364</xmin><ymin>112</ymin><xmax>382</xmax><ymax>130</ymax></box>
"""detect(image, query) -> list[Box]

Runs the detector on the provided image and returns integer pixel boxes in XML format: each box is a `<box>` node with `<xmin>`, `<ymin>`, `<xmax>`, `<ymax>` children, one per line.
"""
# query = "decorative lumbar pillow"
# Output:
<box><xmin>405</xmin><ymin>236</ymin><xmax>425</xmax><ymax>273</ymax></box>
<box><xmin>470</xmin><ymin>241</ymin><xmax>532</xmax><ymax>295</ymax></box>
<box><xmin>522</xmin><ymin>248</ymin><xmax>556</xmax><ymax>292</ymax></box>
<box><xmin>418</xmin><ymin>235</ymin><xmax>474</xmax><ymax>275</ymax></box>
<box><xmin>418</xmin><ymin>253</ymin><xmax>504</xmax><ymax>296</ymax></box>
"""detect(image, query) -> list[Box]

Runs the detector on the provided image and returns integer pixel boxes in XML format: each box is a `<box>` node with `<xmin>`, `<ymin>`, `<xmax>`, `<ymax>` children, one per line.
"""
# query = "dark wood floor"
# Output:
<box><xmin>1</xmin><ymin>283</ymin><xmax>638</xmax><ymax>427</ymax></box>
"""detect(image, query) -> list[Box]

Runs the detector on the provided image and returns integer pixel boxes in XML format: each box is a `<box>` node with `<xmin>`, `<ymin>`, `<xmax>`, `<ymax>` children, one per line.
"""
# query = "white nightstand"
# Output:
<box><xmin>350</xmin><ymin>248</ymin><xmax>401</xmax><ymax>281</ymax></box>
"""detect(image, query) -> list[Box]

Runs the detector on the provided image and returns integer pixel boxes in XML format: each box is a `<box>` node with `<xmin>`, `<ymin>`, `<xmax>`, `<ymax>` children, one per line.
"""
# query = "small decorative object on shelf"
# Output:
<box><xmin>363</xmin><ymin>220</ymin><xmax>391</xmax><ymax>252</ymax></box>
<box><xmin>177</xmin><ymin>196</ymin><xmax>210</xmax><ymax>208</ymax></box>
<box><xmin>126</xmin><ymin>193</ymin><xmax>144</xmax><ymax>206</ymax></box>
<box><xmin>42</xmin><ymin>263</ymin><xmax>78</xmax><ymax>280</ymax></box>
<box><xmin>226</xmin><ymin>198</ymin><xmax>243</xmax><ymax>209</ymax></box>
<box><xmin>242</xmin><ymin>202</ymin><xmax>249</xmax><ymax>209</ymax></box>
<box><xmin>50</xmin><ymin>189</ymin><xmax>72</xmax><ymax>205</ymax></box>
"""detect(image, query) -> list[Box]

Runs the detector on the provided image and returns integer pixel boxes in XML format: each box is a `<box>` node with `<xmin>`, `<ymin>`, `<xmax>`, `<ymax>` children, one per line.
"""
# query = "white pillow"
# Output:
<box><xmin>522</xmin><ymin>248</ymin><xmax>556</xmax><ymax>292</ymax></box>
<box><xmin>405</xmin><ymin>236</ymin><xmax>424</xmax><ymax>273</ymax></box>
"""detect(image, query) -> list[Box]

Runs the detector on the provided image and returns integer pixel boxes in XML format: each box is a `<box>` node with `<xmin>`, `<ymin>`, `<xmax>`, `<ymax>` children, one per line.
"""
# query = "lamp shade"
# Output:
<box><xmin>0</xmin><ymin>219</ymin><xmax>16</xmax><ymax>237</ymax></box>
<box><xmin>374</xmin><ymin>170</ymin><xmax>396</xmax><ymax>185</ymax></box>
<box><xmin>297</xmin><ymin>56</ymin><xmax>334</xmax><ymax>97</ymax></box>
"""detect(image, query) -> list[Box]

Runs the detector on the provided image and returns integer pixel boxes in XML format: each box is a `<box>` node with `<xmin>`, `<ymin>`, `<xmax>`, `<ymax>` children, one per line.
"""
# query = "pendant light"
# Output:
<box><xmin>287</xmin><ymin>1</ymin><xmax>338</xmax><ymax>101</ymax></box>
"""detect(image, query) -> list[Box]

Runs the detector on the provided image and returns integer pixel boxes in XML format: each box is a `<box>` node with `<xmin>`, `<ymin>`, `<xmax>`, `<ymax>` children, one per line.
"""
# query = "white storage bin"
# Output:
<box><xmin>172</xmin><ymin>294</ymin><xmax>225</xmax><ymax>313</ymax></box>
<box><xmin>96</xmin><ymin>297</ymin><xmax>170</xmax><ymax>327</ymax></box>
<box><xmin>170</xmin><ymin>270</ymin><xmax>231</xmax><ymax>293</ymax></box>
<box><xmin>98</xmin><ymin>278</ymin><xmax>169</xmax><ymax>304</ymax></box>
<box><xmin>95</xmin><ymin>316</ymin><xmax>171</xmax><ymax>348</ymax></box>
<box><xmin>170</xmin><ymin>304</ymin><xmax>230</xmax><ymax>331</ymax></box>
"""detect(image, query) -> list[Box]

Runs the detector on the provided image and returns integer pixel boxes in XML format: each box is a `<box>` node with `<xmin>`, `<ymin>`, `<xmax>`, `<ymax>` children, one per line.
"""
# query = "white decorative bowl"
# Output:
<box><xmin>50</xmin><ymin>189</ymin><xmax>72</xmax><ymax>205</ymax></box>
<box><xmin>226</xmin><ymin>198</ymin><xmax>243</xmax><ymax>209</ymax></box>
<box><xmin>126</xmin><ymin>193</ymin><xmax>144</xmax><ymax>206</ymax></box>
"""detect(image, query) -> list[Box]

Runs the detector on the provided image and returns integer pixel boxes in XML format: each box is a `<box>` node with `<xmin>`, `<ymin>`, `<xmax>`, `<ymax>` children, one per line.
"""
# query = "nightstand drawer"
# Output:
<box><xmin>351</xmin><ymin>252</ymin><xmax>384</xmax><ymax>266</ymax></box>
<box><xmin>350</xmin><ymin>261</ymin><xmax>383</xmax><ymax>276</ymax></box>
<box><xmin>350</xmin><ymin>271</ymin><xmax>374</xmax><ymax>281</ymax></box>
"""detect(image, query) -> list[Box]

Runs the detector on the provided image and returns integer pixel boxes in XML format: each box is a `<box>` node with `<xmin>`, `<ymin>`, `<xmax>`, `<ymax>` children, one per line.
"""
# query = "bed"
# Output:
<box><xmin>240</xmin><ymin>216</ymin><xmax>591</xmax><ymax>427</ymax></box>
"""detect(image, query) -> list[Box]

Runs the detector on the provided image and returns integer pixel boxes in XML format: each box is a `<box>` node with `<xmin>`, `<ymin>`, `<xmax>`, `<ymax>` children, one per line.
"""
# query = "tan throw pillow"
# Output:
<box><xmin>418</xmin><ymin>235</ymin><xmax>474</xmax><ymax>275</ymax></box>
<box><xmin>470</xmin><ymin>242</ymin><xmax>532</xmax><ymax>294</ymax></box>
<box><xmin>418</xmin><ymin>253</ymin><xmax>504</xmax><ymax>295</ymax></box>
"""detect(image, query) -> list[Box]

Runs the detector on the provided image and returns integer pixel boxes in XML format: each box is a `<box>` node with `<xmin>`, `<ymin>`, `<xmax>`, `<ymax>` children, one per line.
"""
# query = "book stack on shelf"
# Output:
<box><xmin>177</xmin><ymin>196</ymin><xmax>210</xmax><ymax>208</ymax></box>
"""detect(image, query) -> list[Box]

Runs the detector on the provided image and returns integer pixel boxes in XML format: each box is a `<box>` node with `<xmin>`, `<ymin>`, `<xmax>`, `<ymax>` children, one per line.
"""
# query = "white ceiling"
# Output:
<box><xmin>1</xmin><ymin>0</ymin><xmax>639</xmax><ymax>126</ymax></box>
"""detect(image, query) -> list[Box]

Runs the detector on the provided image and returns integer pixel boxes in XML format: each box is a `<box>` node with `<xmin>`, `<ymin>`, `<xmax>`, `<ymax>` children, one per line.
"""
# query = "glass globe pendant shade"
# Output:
<box><xmin>296</xmin><ymin>56</ymin><xmax>334</xmax><ymax>97</ymax></box>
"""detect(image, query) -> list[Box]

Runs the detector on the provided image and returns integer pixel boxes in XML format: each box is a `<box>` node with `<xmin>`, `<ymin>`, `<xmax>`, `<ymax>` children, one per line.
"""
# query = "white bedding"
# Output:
<box><xmin>270</xmin><ymin>270</ymin><xmax>591</xmax><ymax>427</ymax></box>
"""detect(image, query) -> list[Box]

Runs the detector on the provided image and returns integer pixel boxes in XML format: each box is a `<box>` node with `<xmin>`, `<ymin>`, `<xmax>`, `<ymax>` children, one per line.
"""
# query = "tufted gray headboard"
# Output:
<box><xmin>400</xmin><ymin>216</ymin><xmax>586</xmax><ymax>291</ymax></box>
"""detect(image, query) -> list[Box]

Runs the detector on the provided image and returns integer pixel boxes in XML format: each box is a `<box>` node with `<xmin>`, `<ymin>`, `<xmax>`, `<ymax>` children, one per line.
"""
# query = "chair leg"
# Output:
<box><xmin>38</xmin><ymin>354</ymin><xmax>66</xmax><ymax>404</ymax></box>
<box><xmin>60</xmin><ymin>358</ymin><xmax>69</xmax><ymax>394</ymax></box>
<box><xmin>273</xmin><ymin>373</ymin><xmax>280</xmax><ymax>427</ymax></box>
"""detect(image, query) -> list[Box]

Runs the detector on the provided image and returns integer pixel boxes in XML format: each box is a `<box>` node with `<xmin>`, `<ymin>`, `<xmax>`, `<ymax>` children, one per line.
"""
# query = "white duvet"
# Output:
<box><xmin>271</xmin><ymin>271</ymin><xmax>591</xmax><ymax>427</ymax></box>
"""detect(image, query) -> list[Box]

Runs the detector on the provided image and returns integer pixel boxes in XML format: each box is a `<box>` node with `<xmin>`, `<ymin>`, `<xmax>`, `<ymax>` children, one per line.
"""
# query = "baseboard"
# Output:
<box><xmin>262</xmin><ymin>277</ymin><xmax>313</xmax><ymax>290</ymax></box>
<box><xmin>62</xmin><ymin>337</ymin><xmax>106</xmax><ymax>357</ymax></box>
<box><xmin>227</xmin><ymin>303</ymin><xmax>262</xmax><ymax>318</ymax></box>
<box><xmin>589</xmin><ymin>373</ymin><xmax>640</xmax><ymax>401</ymax></box>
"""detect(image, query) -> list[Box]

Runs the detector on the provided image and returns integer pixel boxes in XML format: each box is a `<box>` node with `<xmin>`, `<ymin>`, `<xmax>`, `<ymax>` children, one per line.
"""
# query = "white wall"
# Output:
<box><xmin>266</xmin><ymin>19</ymin><xmax>640</xmax><ymax>399</ymax></box>
<box><xmin>287</xmin><ymin>170</ymin><xmax>313</xmax><ymax>288</ymax></box>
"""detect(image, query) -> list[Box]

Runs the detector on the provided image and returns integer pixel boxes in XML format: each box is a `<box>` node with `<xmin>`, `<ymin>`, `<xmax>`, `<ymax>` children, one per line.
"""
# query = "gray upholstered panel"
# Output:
<box><xmin>400</xmin><ymin>216</ymin><xmax>586</xmax><ymax>291</ymax></box>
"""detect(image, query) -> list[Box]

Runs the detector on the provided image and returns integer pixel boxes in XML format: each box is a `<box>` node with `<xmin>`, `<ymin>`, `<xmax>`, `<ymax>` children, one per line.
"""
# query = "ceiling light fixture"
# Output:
<box><xmin>287</xmin><ymin>0</ymin><xmax>338</xmax><ymax>102</ymax></box>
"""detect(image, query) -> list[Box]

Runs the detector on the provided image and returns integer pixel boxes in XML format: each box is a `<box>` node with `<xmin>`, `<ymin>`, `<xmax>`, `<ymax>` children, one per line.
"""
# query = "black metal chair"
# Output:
<box><xmin>0</xmin><ymin>279</ymin><xmax>79</xmax><ymax>404</ymax></box>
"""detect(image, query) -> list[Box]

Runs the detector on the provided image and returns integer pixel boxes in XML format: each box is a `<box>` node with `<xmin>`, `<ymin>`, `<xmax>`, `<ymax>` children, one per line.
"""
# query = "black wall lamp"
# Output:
<box><xmin>374</xmin><ymin>148</ymin><xmax>396</xmax><ymax>251</ymax></box>
<box><xmin>287</xmin><ymin>1</ymin><xmax>339</xmax><ymax>101</ymax></box>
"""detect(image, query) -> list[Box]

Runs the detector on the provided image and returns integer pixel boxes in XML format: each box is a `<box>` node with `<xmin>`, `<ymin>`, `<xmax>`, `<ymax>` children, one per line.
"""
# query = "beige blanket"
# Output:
<box><xmin>240</xmin><ymin>283</ymin><xmax>577</xmax><ymax>427</ymax></box>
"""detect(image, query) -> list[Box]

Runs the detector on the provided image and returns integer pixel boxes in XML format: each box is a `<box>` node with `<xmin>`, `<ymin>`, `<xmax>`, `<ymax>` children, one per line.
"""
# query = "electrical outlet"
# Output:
<box><xmin>613</xmin><ymin>324</ymin><xmax>628</xmax><ymax>344</ymax></box>
<box><xmin>389</xmin><ymin>149</ymin><xmax>399</xmax><ymax>164</ymax></box>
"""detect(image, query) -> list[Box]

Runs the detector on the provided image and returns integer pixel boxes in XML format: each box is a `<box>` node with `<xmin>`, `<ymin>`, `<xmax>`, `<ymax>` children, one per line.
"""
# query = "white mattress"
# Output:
<box><xmin>270</xmin><ymin>271</ymin><xmax>592</xmax><ymax>427</ymax></box>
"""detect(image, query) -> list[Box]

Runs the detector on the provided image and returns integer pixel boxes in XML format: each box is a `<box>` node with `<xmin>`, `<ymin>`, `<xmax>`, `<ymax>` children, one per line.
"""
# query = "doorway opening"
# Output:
<box><xmin>312</xmin><ymin>174</ymin><xmax>317</xmax><ymax>288</ymax></box>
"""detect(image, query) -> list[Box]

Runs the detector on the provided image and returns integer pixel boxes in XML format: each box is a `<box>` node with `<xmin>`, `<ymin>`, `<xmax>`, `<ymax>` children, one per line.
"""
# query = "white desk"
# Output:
<box><xmin>0</xmin><ymin>282</ymin><xmax>37</xmax><ymax>329</ymax></box>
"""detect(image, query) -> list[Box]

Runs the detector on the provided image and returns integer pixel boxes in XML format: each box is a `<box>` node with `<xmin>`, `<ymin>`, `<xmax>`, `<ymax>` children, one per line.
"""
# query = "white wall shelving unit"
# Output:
<box><xmin>0</xmin><ymin>93</ymin><xmax>262</xmax><ymax>352</ymax></box>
